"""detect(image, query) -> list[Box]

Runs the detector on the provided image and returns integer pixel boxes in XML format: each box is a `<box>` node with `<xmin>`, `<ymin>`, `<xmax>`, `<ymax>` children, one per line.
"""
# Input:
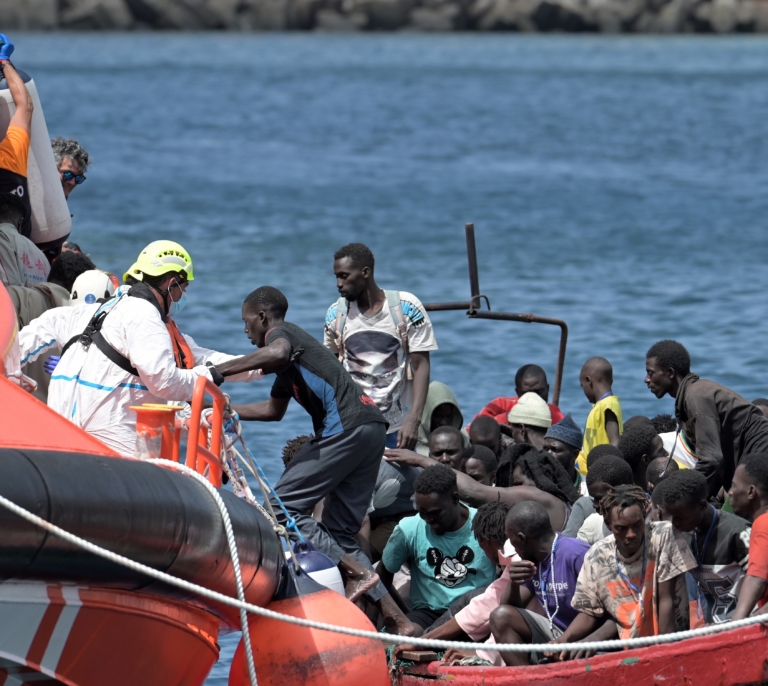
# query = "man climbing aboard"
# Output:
<box><xmin>212</xmin><ymin>287</ymin><xmax>413</xmax><ymax>633</ymax></box>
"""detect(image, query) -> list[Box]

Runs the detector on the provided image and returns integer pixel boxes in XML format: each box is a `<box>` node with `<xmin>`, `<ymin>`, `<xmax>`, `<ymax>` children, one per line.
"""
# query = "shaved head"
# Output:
<box><xmin>581</xmin><ymin>357</ymin><xmax>613</xmax><ymax>383</ymax></box>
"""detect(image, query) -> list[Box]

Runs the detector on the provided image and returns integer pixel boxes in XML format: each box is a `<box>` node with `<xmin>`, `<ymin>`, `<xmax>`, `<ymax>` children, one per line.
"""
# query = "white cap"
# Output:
<box><xmin>70</xmin><ymin>270</ymin><xmax>116</xmax><ymax>307</ymax></box>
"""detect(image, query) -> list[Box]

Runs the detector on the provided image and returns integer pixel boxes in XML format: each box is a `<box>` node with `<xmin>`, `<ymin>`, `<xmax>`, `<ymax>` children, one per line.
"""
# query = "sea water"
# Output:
<box><xmin>16</xmin><ymin>33</ymin><xmax>768</xmax><ymax>682</ymax></box>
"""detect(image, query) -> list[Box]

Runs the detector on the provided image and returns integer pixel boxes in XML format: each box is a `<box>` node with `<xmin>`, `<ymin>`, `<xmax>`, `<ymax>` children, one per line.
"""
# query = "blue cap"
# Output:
<box><xmin>545</xmin><ymin>413</ymin><xmax>583</xmax><ymax>449</ymax></box>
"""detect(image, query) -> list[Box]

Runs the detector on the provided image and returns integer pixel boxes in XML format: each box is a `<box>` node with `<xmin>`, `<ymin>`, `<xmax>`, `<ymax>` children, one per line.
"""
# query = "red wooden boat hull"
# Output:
<box><xmin>397</xmin><ymin>624</ymin><xmax>768</xmax><ymax>685</ymax></box>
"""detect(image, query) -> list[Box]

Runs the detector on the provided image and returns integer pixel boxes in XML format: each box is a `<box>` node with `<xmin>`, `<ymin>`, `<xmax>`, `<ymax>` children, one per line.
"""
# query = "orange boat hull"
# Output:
<box><xmin>0</xmin><ymin>582</ymin><xmax>220</xmax><ymax>686</ymax></box>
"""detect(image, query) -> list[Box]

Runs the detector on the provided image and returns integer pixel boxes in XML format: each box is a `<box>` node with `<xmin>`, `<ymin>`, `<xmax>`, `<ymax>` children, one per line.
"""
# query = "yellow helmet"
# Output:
<box><xmin>123</xmin><ymin>240</ymin><xmax>194</xmax><ymax>284</ymax></box>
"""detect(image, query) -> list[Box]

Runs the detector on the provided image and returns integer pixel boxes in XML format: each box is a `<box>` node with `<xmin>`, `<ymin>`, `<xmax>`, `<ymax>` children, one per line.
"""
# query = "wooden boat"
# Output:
<box><xmin>395</xmin><ymin>623</ymin><xmax>768</xmax><ymax>685</ymax></box>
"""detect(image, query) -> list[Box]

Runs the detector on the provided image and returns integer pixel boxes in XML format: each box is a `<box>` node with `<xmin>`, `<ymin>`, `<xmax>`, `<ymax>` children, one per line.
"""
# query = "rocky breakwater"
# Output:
<box><xmin>6</xmin><ymin>0</ymin><xmax>768</xmax><ymax>31</ymax></box>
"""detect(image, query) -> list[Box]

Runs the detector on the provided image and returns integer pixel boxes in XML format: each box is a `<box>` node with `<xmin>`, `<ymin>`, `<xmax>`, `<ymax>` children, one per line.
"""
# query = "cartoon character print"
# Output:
<box><xmin>426</xmin><ymin>546</ymin><xmax>478</xmax><ymax>588</ymax></box>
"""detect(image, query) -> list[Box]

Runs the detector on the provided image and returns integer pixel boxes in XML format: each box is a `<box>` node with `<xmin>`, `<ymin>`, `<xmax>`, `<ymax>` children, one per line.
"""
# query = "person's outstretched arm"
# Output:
<box><xmin>215</xmin><ymin>338</ymin><xmax>291</xmax><ymax>377</ymax></box>
<box><xmin>1</xmin><ymin>40</ymin><xmax>33</xmax><ymax>134</ymax></box>
<box><xmin>231</xmin><ymin>395</ymin><xmax>290</xmax><ymax>422</ymax></box>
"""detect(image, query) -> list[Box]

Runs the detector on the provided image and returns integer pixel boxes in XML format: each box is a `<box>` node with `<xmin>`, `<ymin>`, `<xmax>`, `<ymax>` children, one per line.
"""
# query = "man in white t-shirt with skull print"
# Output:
<box><xmin>325</xmin><ymin>242</ymin><xmax>437</xmax><ymax>450</ymax></box>
<box><xmin>377</xmin><ymin>464</ymin><xmax>498</xmax><ymax>635</ymax></box>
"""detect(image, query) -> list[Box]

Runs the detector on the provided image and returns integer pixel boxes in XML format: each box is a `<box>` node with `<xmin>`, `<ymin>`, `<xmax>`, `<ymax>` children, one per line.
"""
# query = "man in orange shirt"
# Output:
<box><xmin>730</xmin><ymin>454</ymin><xmax>768</xmax><ymax>619</ymax></box>
<box><xmin>0</xmin><ymin>34</ymin><xmax>50</xmax><ymax>288</ymax></box>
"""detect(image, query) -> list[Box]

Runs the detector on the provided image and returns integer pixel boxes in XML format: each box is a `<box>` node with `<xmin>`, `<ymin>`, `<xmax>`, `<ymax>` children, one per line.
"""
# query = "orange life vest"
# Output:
<box><xmin>166</xmin><ymin>317</ymin><xmax>195</xmax><ymax>370</ymax></box>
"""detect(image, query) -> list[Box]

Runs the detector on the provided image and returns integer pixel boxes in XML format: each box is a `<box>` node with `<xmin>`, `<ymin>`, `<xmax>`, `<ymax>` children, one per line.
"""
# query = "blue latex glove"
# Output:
<box><xmin>0</xmin><ymin>34</ymin><xmax>14</xmax><ymax>62</ymax></box>
<box><xmin>44</xmin><ymin>355</ymin><xmax>60</xmax><ymax>375</ymax></box>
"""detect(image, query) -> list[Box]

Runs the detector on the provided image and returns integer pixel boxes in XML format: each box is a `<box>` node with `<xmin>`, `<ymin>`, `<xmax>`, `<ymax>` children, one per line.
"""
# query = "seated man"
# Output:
<box><xmin>415</xmin><ymin>381</ymin><xmax>468</xmax><ymax>455</ymax></box>
<box><xmin>658</xmin><ymin>469</ymin><xmax>750</xmax><ymax>626</ymax></box>
<box><xmin>507</xmin><ymin>392</ymin><xmax>552</xmax><ymax>451</ymax></box>
<box><xmin>469</xmin><ymin>415</ymin><xmax>504</xmax><ymax>459</ymax></box>
<box><xmin>490</xmin><ymin>501</ymin><xmax>590</xmax><ymax>666</ymax></box>
<box><xmin>551</xmin><ymin>485</ymin><xmax>696</xmax><ymax>649</ymax></box>
<box><xmin>473</xmin><ymin>363</ymin><xmax>564</xmax><ymax>427</ymax></box>
<box><xmin>577</xmin><ymin>455</ymin><xmax>635</xmax><ymax>545</ymax></box>
<box><xmin>378</xmin><ymin>464</ymin><xmax>497</xmax><ymax>635</ymax></box>
<box><xmin>646</xmin><ymin>456</ymin><xmax>679</xmax><ymax>494</ymax></box>
<box><xmin>428</xmin><ymin>426</ymin><xmax>465</xmax><ymax>470</ymax></box>
<box><xmin>618</xmin><ymin>424</ymin><xmax>669</xmax><ymax>489</ymax></box>
<box><xmin>392</xmin><ymin>501</ymin><xmax>513</xmax><ymax>661</ymax></box>
<box><xmin>730</xmin><ymin>455</ymin><xmax>768</xmax><ymax>620</ymax></box>
<box><xmin>543</xmin><ymin>414</ymin><xmax>586</xmax><ymax>496</ymax></box>
<box><xmin>462</xmin><ymin>446</ymin><xmax>497</xmax><ymax>486</ymax></box>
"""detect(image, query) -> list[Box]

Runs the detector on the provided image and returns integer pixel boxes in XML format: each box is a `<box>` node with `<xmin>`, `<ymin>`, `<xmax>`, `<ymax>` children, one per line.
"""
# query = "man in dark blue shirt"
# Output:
<box><xmin>214</xmin><ymin>287</ymin><xmax>416</xmax><ymax>629</ymax></box>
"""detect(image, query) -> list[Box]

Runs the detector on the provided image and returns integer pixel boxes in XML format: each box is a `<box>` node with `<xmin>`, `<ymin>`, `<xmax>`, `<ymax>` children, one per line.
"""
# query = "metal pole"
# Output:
<box><xmin>465</xmin><ymin>223</ymin><xmax>481</xmax><ymax>312</ymax></box>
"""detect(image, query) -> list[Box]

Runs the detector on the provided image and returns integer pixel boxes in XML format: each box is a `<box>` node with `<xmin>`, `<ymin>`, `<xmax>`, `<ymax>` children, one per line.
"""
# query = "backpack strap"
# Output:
<box><xmin>333</xmin><ymin>296</ymin><xmax>349</xmax><ymax>365</ymax></box>
<box><xmin>384</xmin><ymin>290</ymin><xmax>412</xmax><ymax>381</ymax></box>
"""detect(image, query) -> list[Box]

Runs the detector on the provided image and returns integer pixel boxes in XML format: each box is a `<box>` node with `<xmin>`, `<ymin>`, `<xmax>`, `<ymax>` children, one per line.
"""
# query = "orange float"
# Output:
<box><xmin>229</xmin><ymin>574</ymin><xmax>390</xmax><ymax>686</ymax></box>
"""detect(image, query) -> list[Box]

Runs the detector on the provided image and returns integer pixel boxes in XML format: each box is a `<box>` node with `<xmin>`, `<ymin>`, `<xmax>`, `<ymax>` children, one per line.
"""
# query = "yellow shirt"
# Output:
<box><xmin>576</xmin><ymin>394</ymin><xmax>623</xmax><ymax>475</ymax></box>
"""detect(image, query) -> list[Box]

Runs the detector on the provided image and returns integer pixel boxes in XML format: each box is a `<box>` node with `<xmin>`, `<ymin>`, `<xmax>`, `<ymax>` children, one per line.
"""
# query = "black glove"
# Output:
<box><xmin>206</xmin><ymin>362</ymin><xmax>225</xmax><ymax>387</ymax></box>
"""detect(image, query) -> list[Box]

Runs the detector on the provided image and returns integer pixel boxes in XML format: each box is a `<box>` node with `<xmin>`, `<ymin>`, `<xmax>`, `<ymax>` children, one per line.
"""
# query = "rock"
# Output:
<box><xmin>315</xmin><ymin>8</ymin><xmax>369</xmax><ymax>28</ymax></box>
<box><xmin>233</xmin><ymin>0</ymin><xmax>291</xmax><ymax>29</ymax></box>
<box><xmin>346</xmin><ymin>0</ymin><xmax>412</xmax><ymax>28</ymax></box>
<box><xmin>122</xmin><ymin>0</ymin><xmax>224</xmax><ymax>29</ymax></box>
<box><xmin>0</xmin><ymin>0</ymin><xmax>58</xmax><ymax>30</ymax></box>
<box><xmin>532</xmin><ymin>0</ymin><xmax>596</xmax><ymax>30</ymax></box>
<box><xmin>709</xmin><ymin>0</ymin><xmax>738</xmax><ymax>30</ymax></box>
<box><xmin>472</xmin><ymin>0</ymin><xmax>542</xmax><ymax>30</ymax></box>
<box><xmin>407</xmin><ymin>4</ymin><xmax>460</xmax><ymax>28</ymax></box>
<box><xmin>754</xmin><ymin>0</ymin><xmax>768</xmax><ymax>29</ymax></box>
<box><xmin>59</xmin><ymin>0</ymin><xmax>134</xmax><ymax>29</ymax></box>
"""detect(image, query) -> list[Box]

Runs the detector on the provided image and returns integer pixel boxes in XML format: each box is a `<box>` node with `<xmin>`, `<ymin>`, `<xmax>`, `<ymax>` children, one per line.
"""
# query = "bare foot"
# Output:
<box><xmin>383</xmin><ymin>614</ymin><xmax>417</xmax><ymax>637</ymax></box>
<box><xmin>345</xmin><ymin>571</ymin><xmax>379</xmax><ymax>602</ymax></box>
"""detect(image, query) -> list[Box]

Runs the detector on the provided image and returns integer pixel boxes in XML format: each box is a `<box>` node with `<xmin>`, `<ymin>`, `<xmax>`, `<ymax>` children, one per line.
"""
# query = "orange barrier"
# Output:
<box><xmin>185</xmin><ymin>375</ymin><xmax>226</xmax><ymax>488</ymax></box>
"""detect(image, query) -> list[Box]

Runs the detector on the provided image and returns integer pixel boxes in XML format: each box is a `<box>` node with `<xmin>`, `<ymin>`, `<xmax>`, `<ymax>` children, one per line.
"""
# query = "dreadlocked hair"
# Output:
<box><xmin>281</xmin><ymin>435</ymin><xmax>314</xmax><ymax>467</ymax></box>
<box><xmin>514</xmin><ymin>449</ymin><xmax>581</xmax><ymax>505</ymax></box>
<box><xmin>496</xmin><ymin>443</ymin><xmax>535</xmax><ymax>488</ymax></box>
<box><xmin>598</xmin><ymin>484</ymin><xmax>650</xmax><ymax>520</ymax></box>
<box><xmin>472</xmin><ymin>501</ymin><xmax>510</xmax><ymax>545</ymax></box>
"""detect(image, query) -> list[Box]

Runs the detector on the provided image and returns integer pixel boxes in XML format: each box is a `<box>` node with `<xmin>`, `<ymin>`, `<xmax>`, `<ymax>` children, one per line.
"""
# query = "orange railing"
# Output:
<box><xmin>132</xmin><ymin>376</ymin><xmax>225</xmax><ymax>487</ymax></box>
<box><xmin>184</xmin><ymin>375</ymin><xmax>226</xmax><ymax>488</ymax></box>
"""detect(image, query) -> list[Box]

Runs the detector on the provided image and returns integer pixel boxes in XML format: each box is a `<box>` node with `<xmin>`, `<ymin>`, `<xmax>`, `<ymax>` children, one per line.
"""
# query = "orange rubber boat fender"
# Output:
<box><xmin>0</xmin><ymin>447</ymin><xmax>284</xmax><ymax>628</ymax></box>
<box><xmin>229</xmin><ymin>571</ymin><xmax>389</xmax><ymax>686</ymax></box>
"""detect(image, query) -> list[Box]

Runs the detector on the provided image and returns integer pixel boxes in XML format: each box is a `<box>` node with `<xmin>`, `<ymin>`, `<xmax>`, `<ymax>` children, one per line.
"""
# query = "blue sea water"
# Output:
<box><xmin>15</xmin><ymin>32</ymin><xmax>768</xmax><ymax>682</ymax></box>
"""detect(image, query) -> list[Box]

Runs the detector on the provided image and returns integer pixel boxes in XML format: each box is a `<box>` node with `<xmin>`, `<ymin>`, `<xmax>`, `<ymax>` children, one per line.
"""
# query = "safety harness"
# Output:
<box><xmin>59</xmin><ymin>294</ymin><xmax>195</xmax><ymax>376</ymax></box>
<box><xmin>331</xmin><ymin>290</ymin><xmax>411</xmax><ymax>380</ymax></box>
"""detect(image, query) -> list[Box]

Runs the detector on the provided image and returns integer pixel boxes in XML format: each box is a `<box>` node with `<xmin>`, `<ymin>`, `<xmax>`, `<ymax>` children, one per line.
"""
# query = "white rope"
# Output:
<box><xmin>1</xmin><ymin>488</ymin><xmax>768</xmax><ymax>655</ymax></box>
<box><xmin>146</xmin><ymin>460</ymin><xmax>257</xmax><ymax>686</ymax></box>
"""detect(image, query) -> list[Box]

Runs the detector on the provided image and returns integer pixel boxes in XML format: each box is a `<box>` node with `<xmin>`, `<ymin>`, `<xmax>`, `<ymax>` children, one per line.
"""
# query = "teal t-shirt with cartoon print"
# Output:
<box><xmin>382</xmin><ymin>506</ymin><xmax>498</xmax><ymax>612</ymax></box>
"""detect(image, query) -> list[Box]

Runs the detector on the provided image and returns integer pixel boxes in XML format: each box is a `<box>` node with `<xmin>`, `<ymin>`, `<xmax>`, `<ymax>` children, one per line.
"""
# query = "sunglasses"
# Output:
<box><xmin>60</xmin><ymin>170</ymin><xmax>86</xmax><ymax>185</ymax></box>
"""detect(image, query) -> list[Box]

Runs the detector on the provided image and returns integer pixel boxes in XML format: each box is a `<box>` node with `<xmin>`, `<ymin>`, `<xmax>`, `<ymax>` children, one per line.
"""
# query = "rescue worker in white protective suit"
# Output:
<box><xmin>21</xmin><ymin>241</ymin><xmax>262</xmax><ymax>455</ymax></box>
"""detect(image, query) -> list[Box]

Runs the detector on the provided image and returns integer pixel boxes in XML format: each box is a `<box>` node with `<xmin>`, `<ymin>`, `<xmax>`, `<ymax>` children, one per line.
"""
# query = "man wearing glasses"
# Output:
<box><xmin>51</xmin><ymin>137</ymin><xmax>90</xmax><ymax>200</ymax></box>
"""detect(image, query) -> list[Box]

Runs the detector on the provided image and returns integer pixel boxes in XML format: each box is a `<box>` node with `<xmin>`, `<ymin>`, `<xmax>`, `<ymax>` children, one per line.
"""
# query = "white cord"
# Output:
<box><xmin>1</xmin><ymin>488</ymin><xmax>768</xmax><ymax>655</ymax></box>
<box><xmin>147</xmin><ymin>460</ymin><xmax>258</xmax><ymax>686</ymax></box>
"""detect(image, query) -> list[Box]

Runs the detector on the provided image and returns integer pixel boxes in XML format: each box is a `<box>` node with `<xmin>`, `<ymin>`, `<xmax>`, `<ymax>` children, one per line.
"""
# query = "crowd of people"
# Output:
<box><xmin>4</xmin><ymin>32</ymin><xmax>768</xmax><ymax>668</ymax></box>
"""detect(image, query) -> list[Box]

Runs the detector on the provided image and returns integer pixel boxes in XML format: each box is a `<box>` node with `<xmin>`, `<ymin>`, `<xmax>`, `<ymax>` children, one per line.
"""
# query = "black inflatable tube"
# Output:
<box><xmin>0</xmin><ymin>449</ymin><xmax>284</xmax><ymax>625</ymax></box>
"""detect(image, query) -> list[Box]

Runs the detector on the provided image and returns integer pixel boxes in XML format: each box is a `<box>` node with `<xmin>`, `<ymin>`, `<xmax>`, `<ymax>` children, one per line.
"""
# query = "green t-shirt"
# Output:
<box><xmin>382</xmin><ymin>506</ymin><xmax>497</xmax><ymax>612</ymax></box>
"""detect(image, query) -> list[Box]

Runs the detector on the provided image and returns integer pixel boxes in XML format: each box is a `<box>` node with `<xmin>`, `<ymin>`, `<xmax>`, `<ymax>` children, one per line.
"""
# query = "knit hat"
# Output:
<box><xmin>545</xmin><ymin>413</ymin><xmax>583</xmax><ymax>449</ymax></box>
<box><xmin>507</xmin><ymin>392</ymin><xmax>552</xmax><ymax>428</ymax></box>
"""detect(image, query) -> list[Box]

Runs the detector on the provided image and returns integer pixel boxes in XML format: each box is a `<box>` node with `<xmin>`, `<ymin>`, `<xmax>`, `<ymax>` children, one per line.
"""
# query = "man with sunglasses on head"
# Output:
<box><xmin>0</xmin><ymin>34</ymin><xmax>51</xmax><ymax>289</ymax></box>
<box><xmin>43</xmin><ymin>240</ymin><xmax>262</xmax><ymax>456</ymax></box>
<box><xmin>51</xmin><ymin>137</ymin><xmax>90</xmax><ymax>201</ymax></box>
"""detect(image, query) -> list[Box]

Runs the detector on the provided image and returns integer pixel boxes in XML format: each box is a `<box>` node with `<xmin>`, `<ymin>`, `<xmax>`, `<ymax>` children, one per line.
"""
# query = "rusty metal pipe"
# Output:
<box><xmin>465</xmin><ymin>223</ymin><xmax>481</xmax><ymax>311</ymax></box>
<box><xmin>423</xmin><ymin>301</ymin><xmax>474</xmax><ymax>312</ymax></box>
<box><xmin>467</xmin><ymin>310</ymin><xmax>568</xmax><ymax>406</ymax></box>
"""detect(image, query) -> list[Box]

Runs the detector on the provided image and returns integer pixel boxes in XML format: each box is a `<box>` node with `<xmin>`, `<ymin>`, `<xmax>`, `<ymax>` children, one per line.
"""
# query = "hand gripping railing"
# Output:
<box><xmin>185</xmin><ymin>376</ymin><xmax>225</xmax><ymax>488</ymax></box>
